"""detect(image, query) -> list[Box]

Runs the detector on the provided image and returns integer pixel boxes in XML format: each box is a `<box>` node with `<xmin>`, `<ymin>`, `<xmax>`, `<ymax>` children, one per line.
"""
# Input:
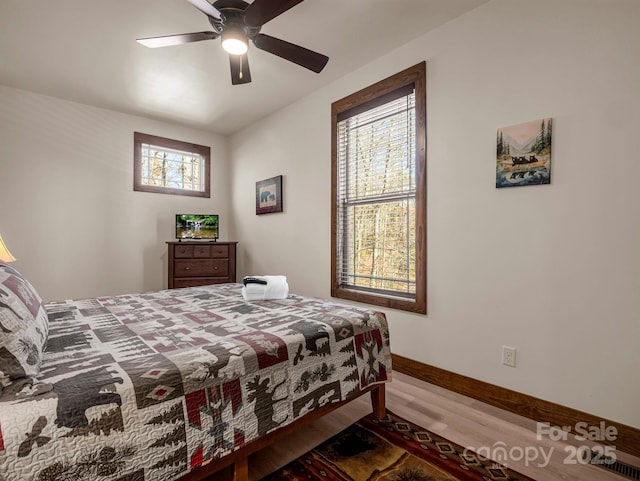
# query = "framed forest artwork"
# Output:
<box><xmin>496</xmin><ymin>118</ymin><xmax>552</xmax><ymax>188</ymax></box>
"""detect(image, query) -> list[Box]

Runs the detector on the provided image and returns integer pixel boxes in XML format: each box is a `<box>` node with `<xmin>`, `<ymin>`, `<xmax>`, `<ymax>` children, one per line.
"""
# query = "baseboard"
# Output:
<box><xmin>392</xmin><ymin>353</ymin><xmax>640</xmax><ymax>458</ymax></box>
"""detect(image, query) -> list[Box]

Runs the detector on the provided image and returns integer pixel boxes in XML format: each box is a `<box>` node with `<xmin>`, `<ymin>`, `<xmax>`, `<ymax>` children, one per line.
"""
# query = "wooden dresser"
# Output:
<box><xmin>167</xmin><ymin>241</ymin><xmax>237</xmax><ymax>288</ymax></box>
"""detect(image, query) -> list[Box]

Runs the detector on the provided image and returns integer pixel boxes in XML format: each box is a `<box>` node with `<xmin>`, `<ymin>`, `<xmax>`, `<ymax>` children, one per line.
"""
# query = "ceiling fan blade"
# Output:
<box><xmin>253</xmin><ymin>34</ymin><xmax>328</xmax><ymax>73</ymax></box>
<box><xmin>243</xmin><ymin>0</ymin><xmax>304</xmax><ymax>27</ymax></box>
<box><xmin>230</xmin><ymin>54</ymin><xmax>252</xmax><ymax>85</ymax></box>
<box><xmin>186</xmin><ymin>0</ymin><xmax>222</xmax><ymax>20</ymax></box>
<box><xmin>137</xmin><ymin>31</ymin><xmax>218</xmax><ymax>48</ymax></box>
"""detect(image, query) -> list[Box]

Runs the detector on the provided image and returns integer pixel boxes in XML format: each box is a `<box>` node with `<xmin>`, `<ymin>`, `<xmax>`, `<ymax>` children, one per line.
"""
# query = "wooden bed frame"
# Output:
<box><xmin>179</xmin><ymin>384</ymin><xmax>386</xmax><ymax>481</ymax></box>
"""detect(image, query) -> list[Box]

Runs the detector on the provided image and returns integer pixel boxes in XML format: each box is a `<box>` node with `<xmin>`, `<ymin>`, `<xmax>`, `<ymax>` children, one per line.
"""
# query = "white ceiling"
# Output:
<box><xmin>0</xmin><ymin>0</ymin><xmax>489</xmax><ymax>135</ymax></box>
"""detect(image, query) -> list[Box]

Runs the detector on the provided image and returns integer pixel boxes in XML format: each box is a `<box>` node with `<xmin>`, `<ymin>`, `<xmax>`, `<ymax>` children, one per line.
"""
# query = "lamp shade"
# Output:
<box><xmin>222</xmin><ymin>26</ymin><xmax>248</xmax><ymax>55</ymax></box>
<box><xmin>0</xmin><ymin>235</ymin><xmax>16</xmax><ymax>262</ymax></box>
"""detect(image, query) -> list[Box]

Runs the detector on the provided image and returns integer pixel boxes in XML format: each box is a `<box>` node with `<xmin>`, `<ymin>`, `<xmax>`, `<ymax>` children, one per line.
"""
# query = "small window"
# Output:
<box><xmin>134</xmin><ymin>132</ymin><xmax>210</xmax><ymax>198</ymax></box>
<box><xmin>331</xmin><ymin>62</ymin><xmax>426</xmax><ymax>314</ymax></box>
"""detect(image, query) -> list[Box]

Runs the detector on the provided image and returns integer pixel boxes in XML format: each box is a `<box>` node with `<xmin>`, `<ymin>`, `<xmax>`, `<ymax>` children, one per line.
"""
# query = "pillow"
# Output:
<box><xmin>0</xmin><ymin>263</ymin><xmax>49</xmax><ymax>389</ymax></box>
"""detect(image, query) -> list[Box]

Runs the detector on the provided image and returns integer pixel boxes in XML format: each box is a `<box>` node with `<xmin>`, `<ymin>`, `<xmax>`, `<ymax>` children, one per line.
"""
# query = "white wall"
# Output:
<box><xmin>230</xmin><ymin>0</ymin><xmax>640</xmax><ymax>427</ymax></box>
<box><xmin>0</xmin><ymin>85</ymin><xmax>230</xmax><ymax>301</ymax></box>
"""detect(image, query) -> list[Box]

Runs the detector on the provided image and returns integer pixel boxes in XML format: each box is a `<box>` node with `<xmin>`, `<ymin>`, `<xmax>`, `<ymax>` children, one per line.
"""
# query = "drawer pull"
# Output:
<box><xmin>185</xmin><ymin>267</ymin><xmax>191</xmax><ymax>270</ymax></box>
<box><xmin>214</xmin><ymin>266</ymin><xmax>219</xmax><ymax>270</ymax></box>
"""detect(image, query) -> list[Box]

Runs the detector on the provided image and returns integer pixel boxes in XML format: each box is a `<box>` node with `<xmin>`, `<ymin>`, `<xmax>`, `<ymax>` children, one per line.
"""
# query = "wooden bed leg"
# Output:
<box><xmin>232</xmin><ymin>457</ymin><xmax>249</xmax><ymax>481</ymax></box>
<box><xmin>371</xmin><ymin>384</ymin><xmax>386</xmax><ymax>419</ymax></box>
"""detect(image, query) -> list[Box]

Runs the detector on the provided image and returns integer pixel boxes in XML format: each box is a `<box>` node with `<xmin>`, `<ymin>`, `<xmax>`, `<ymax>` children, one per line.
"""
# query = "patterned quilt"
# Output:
<box><xmin>0</xmin><ymin>283</ymin><xmax>391</xmax><ymax>481</ymax></box>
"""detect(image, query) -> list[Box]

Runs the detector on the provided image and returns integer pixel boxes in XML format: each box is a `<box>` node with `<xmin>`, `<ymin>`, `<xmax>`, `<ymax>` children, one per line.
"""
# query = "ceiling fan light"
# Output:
<box><xmin>222</xmin><ymin>27</ymin><xmax>248</xmax><ymax>55</ymax></box>
<box><xmin>223</xmin><ymin>38</ymin><xmax>248</xmax><ymax>55</ymax></box>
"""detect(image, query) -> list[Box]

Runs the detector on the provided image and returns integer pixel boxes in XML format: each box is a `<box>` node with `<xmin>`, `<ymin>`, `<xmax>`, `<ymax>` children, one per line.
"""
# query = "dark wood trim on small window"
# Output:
<box><xmin>331</xmin><ymin>62</ymin><xmax>427</xmax><ymax>314</ymax></box>
<box><xmin>133</xmin><ymin>132</ymin><xmax>211</xmax><ymax>198</ymax></box>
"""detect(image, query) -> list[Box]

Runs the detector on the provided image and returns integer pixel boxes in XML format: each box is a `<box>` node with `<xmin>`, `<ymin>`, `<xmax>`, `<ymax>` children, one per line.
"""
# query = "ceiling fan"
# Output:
<box><xmin>137</xmin><ymin>0</ymin><xmax>329</xmax><ymax>85</ymax></box>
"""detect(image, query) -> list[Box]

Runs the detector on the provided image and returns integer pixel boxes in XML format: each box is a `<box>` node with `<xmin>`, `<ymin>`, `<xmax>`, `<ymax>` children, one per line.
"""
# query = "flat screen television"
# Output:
<box><xmin>175</xmin><ymin>214</ymin><xmax>219</xmax><ymax>240</ymax></box>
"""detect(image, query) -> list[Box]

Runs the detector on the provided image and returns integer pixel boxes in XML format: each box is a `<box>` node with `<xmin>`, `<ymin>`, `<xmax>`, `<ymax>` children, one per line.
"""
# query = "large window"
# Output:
<box><xmin>134</xmin><ymin>132</ymin><xmax>210</xmax><ymax>197</ymax></box>
<box><xmin>331</xmin><ymin>63</ymin><xmax>426</xmax><ymax>314</ymax></box>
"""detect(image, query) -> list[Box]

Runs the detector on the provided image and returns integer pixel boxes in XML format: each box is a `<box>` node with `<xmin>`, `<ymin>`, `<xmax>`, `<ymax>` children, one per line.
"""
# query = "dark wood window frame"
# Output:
<box><xmin>133</xmin><ymin>132</ymin><xmax>211</xmax><ymax>198</ymax></box>
<box><xmin>331</xmin><ymin>62</ymin><xmax>427</xmax><ymax>314</ymax></box>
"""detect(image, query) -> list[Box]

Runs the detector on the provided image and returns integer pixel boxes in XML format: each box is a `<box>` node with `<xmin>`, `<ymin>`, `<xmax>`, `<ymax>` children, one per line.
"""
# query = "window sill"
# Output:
<box><xmin>332</xmin><ymin>286</ymin><xmax>426</xmax><ymax>314</ymax></box>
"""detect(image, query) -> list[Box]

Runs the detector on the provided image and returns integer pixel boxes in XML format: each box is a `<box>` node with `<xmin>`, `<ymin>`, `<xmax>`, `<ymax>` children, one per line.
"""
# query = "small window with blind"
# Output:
<box><xmin>133</xmin><ymin>132</ymin><xmax>211</xmax><ymax>198</ymax></box>
<box><xmin>331</xmin><ymin>62</ymin><xmax>426</xmax><ymax>314</ymax></box>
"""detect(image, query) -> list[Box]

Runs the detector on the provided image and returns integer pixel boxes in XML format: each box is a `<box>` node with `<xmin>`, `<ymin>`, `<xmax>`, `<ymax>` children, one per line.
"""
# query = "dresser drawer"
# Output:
<box><xmin>173</xmin><ymin>278</ymin><xmax>229</xmax><ymax>288</ymax></box>
<box><xmin>209</xmin><ymin>245</ymin><xmax>229</xmax><ymax>258</ymax></box>
<box><xmin>173</xmin><ymin>244</ymin><xmax>229</xmax><ymax>258</ymax></box>
<box><xmin>174</xmin><ymin>245</ymin><xmax>194</xmax><ymax>258</ymax></box>
<box><xmin>174</xmin><ymin>259</ymin><xmax>228</xmax><ymax>278</ymax></box>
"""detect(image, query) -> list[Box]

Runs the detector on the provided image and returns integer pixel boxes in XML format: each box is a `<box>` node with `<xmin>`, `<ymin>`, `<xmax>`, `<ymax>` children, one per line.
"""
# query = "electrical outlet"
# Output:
<box><xmin>502</xmin><ymin>346</ymin><xmax>517</xmax><ymax>367</ymax></box>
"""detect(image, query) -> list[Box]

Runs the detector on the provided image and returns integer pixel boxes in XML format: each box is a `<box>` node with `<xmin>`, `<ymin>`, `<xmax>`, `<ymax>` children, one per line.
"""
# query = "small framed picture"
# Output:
<box><xmin>496</xmin><ymin>118</ymin><xmax>552</xmax><ymax>188</ymax></box>
<box><xmin>256</xmin><ymin>175</ymin><xmax>283</xmax><ymax>215</ymax></box>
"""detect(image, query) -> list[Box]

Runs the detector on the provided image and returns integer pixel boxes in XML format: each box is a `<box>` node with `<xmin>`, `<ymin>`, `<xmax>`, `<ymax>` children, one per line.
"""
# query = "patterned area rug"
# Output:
<box><xmin>261</xmin><ymin>411</ymin><xmax>536</xmax><ymax>481</ymax></box>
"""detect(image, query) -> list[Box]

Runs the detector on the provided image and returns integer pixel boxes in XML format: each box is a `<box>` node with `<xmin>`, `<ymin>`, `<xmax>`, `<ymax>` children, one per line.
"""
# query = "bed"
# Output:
<box><xmin>0</xmin><ymin>263</ymin><xmax>391</xmax><ymax>481</ymax></box>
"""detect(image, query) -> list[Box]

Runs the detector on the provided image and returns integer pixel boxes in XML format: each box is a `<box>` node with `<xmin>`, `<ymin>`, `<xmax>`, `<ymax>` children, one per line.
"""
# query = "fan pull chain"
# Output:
<box><xmin>240</xmin><ymin>56</ymin><xmax>244</xmax><ymax>80</ymax></box>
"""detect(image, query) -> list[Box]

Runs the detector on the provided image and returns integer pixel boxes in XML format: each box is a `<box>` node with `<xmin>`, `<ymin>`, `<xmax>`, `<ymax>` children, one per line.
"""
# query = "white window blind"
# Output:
<box><xmin>335</xmin><ymin>86</ymin><xmax>417</xmax><ymax>297</ymax></box>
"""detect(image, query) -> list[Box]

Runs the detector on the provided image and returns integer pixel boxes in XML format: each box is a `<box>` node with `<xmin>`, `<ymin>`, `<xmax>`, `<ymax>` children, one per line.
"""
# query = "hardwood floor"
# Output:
<box><xmin>212</xmin><ymin>371</ymin><xmax>639</xmax><ymax>480</ymax></box>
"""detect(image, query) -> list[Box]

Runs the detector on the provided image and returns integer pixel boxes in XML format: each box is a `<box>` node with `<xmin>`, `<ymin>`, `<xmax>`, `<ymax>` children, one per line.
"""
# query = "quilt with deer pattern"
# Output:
<box><xmin>0</xmin><ymin>283</ymin><xmax>391</xmax><ymax>481</ymax></box>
